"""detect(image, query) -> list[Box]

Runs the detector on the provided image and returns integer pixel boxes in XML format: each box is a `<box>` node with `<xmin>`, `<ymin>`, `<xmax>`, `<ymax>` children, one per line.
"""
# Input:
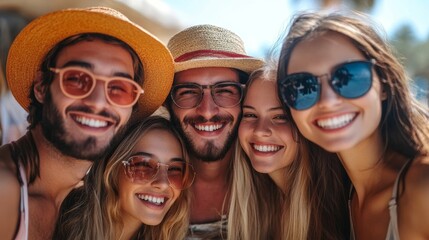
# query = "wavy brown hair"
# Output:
<box><xmin>277</xmin><ymin>11</ymin><xmax>429</xmax><ymax>160</ymax></box>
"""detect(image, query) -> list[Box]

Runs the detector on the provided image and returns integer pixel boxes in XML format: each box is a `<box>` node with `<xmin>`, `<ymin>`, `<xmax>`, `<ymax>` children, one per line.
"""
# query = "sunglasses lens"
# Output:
<box><xmin>124</xmin><ymin>157</ymin><xmax>195</xmax><ymax>190</ymax></box>
<box><xmin>167</xmin><ymin>162</ymin><xmax>195</xmax><ymax>190</ymax></box>
<box><xmin>332</xmin><ymin>61</ymin><xmax>372</xmax><ymax>98</ymax></box>
<box><xmin>125</xmin><ymin>156</ymin><xmax>158</xmax><ymax>181</ymax></box>
<box><xmin>281</xmin><ymin>73</ymin><xmax>319</xmax><ymax>110</ymax></box>
<box><xmin>62</xmin><ymin>69</ymin><xmax>95</xmax><ymax>97</ymax></box>
<box><xmin>107</xmin><ymin>80</ymin><xmax>139</xmax><ymax>106</ymax></box>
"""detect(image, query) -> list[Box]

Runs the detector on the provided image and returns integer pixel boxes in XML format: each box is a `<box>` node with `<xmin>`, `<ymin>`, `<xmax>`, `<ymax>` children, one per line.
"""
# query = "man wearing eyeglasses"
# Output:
<box><xmin>0</xmin><ymin>7</ymin><xmax>173</xmax><ymax>240</ymax></box>
<box><xmin>165</xmin><ymin>24</ymin><xmax>264</xmax><ymax>239</ymax></box>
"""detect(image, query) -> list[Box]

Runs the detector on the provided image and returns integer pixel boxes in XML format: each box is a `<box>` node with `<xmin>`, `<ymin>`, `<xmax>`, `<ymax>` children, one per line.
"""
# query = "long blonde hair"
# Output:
<box><xmin>228</xmin><ymin>65</ymin><xmax>349</xmax><ymax>240</ymax></box>
<box><xmin>54</xmin><ymin>116</ymin><xmax>191</xmax><ymax>240</ymax></box>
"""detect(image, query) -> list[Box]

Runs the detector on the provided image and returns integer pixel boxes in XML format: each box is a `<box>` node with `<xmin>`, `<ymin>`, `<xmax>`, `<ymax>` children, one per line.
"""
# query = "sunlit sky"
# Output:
<box><xmin>163</xmin><ymin>0</ymin><xmax>429</xmax><ymax>58</ymax></box>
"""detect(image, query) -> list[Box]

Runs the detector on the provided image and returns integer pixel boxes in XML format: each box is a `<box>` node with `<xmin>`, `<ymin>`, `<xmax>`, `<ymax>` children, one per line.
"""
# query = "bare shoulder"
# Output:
<box><xmin>407</xmin><ymin>155</ymin><xmax>429</xmax><ymax>188</ymax></box>
<box><xmin>0</xmin><ymin>144</ymin><xmax>21</xmax><ymax>239</ymax></box>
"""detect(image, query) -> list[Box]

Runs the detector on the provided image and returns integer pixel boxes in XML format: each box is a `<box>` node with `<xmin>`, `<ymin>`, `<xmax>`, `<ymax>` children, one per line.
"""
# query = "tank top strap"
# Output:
<box><xmin>10</xmin><ymin>141</ymin><xmax>30</xmax><ymax>240</ymax></box>
<box><xmin>10</xmin><ymin>141</ymin><xmax>23</xmax><ymax>185</ymax></box>
<box><xmin>348</xmin><ymin>185</ymin><xmax>356</xmax><ymax>240</ymax></box>
<box><xmin>386</xmin><ymin>158</ymin><xmax>412</xmax><ymax>240</ymax></box>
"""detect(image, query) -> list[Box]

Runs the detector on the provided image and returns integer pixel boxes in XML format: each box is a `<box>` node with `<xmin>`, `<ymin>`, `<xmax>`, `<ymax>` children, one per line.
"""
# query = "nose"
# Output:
<box><xmin>253</xmin><ymin>117</ymin><xmax>272</xmax><ymax>137</ymax></box>
<box><xmin>195</xmin><ymin>89</ymin><xmax>219</xmax><ymax>120</ymax></box>
<box><xmin>317</xmin><ymin>75</ymin><xmax>343</xmax><ymax>109</ymax></box>
<box><xmin>151</xmin><ymin>166</ymin><xmax>171</xmax><ymax>190</ymax></box>
<box><xmin>81</xmin><ymin>80</ymin><xmax>109</xmax><ymax>110</ymax></box>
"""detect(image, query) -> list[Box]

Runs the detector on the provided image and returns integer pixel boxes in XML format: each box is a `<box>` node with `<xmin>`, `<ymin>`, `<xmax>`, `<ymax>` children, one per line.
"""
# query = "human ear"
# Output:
<box><xmin>33</xmin><ymin>71</ymin><xmax>47</xmax><ymax>103</ymax></box>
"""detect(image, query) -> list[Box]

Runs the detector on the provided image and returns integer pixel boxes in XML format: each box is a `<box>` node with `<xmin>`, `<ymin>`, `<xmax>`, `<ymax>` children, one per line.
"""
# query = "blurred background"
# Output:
<box><xmin>0</xmin><ymin>0</ymin><xmax>428</xmax><ymax>144</ymax></box>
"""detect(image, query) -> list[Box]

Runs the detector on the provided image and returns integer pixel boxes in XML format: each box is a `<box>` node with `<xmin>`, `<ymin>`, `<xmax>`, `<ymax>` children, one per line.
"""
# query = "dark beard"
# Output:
<box><xmin>40</xmin><ymin>92</ymin><xmax>126</xmax><ymax>161</ymax></box>
<box><xmin>170</xmin><ymin>111</ymin><xmax>239</xmax><ymax>162</ymax></box>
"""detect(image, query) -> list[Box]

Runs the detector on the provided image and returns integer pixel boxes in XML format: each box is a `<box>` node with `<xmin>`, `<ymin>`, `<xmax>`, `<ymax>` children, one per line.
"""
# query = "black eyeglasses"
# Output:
<box><xmin>170</xmin><ymin>82</ymin><xmax>244</xmax><ymax>109</ymax></box>
<box><xmin>278</xmin><ymin>60</ymin><xmax>375</xmax><ymax>110</ymax></box>
<box><xmin>122</xmin><ymin>155</ymin><xmax>196</xmax><ymax>190</ymax></box>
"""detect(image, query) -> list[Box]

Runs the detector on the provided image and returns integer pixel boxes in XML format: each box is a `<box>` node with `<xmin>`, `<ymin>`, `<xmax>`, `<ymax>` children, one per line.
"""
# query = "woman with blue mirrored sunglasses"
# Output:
<box><xmin>277</xmin><ymin>11</ymin><xmax>429</xmax><ymax>240</ymax></box>
<box><xmin>279</xmin><ymin>59</ymin><xmax>375</xmax><ymax>110</ymax></box>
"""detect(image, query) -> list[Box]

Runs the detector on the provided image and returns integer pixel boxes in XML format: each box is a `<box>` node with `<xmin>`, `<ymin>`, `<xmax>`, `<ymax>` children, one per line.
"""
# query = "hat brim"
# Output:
<box><xmin>7</xmin><ymin>7</ymin><xmax>174</xmax><ymax>120</ymax></box>
<box><xmin>174</xmin><ymin>58</ymin><xmax>264</xmax><ymax>74</ymax></box>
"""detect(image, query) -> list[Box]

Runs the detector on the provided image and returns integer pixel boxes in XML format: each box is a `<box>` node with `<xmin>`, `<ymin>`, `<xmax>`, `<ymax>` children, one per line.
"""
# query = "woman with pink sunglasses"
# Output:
<box><xmin>277</xmin><ymin>11</ymin><xmax>429</xmax><ymax>239</ymax></box>
<box><xmin>54</xmin><ymin>116</ymin><xmax>196</xmax><ymax>240</ymax></box>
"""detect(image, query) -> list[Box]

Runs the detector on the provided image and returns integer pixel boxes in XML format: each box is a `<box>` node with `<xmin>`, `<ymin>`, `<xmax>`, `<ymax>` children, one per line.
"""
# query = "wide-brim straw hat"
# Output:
<box><xmin>6</xmin><ymin>6</ymin><xmax>174</xmax><ymax>119</ymax></box>
<box><xmin>167</xmin><ymin>24</ymin><xmax>264</xmax><ymax>75</ymax></box>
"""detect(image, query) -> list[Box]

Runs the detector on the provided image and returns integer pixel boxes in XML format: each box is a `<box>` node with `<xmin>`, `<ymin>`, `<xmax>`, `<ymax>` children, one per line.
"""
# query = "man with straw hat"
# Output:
<box><xmin>165</xmin><ymin>24</ymin><xmax>264</xmax><ymax>239</ymax></box>
<box><xmin>0</xmin><ymin>6</ymin><xmax>173</xmax><ymax>239</ymax></box>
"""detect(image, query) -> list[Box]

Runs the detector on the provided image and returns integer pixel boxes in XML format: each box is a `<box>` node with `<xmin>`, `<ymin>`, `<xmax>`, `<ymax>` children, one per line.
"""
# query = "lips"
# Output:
<box><xmin>316</xmin><ymin>113</ymin><xmax>356</xmax><ymax>130</ymax></box>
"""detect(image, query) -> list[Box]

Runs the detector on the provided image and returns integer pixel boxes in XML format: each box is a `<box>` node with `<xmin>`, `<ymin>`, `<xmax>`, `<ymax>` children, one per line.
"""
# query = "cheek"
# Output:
<box><xmin>238</xmin><ymin>122</ymin><xmax>253</xmax><ymax>149</ymax></box>
<box><xmin>238</xmin><ymin>121</ymin><xmax>251</xmax><ymax>138</ymax></box>
<box><xmin>117</xmin><ymin>108</ymin><xmax>133</xmax><ymax>124</ymax></box>
<box><xmin>291</xmin><ymin>110</ymin><xmax>309</xmax><ymax>130</ymax></box>
<box><xmin>171</xmin><ymin>188</ymin><xmax>181</xmax><ymax>203</ymax></box>
<box><xmin>230</xmin><ymin>108</ymin><xmax>242</xmax><ymax>121</ymax></box>
<box><xmin>172</xmin><ymin>107</ymin><xmax>188</xmax><ymax>121</ymax></box>
<box><xmin>118</xmin><ymin>171</ymin><xmax>133</xmax><ymax>200</ymax></box>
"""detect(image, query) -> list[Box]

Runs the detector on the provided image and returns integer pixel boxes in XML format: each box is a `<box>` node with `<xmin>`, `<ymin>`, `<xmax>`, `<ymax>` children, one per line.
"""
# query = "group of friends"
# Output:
<box><xmin>0</xmin><ymin>5</ymin><xmax>428</xmax><ymax>240</ymax></box>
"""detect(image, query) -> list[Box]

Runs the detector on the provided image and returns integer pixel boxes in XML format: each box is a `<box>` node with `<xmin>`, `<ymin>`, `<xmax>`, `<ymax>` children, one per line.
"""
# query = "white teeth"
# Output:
<box><xmin>137</xmin><ymin>194</ymin><xmax>165</xmax><ymax>205</ymax></box>
<box><xmin>75</xmin><ymin>116</ymin><xmax>108</xmax><ymax>128</ymax></box>
<box><xmin>253</xmin><ymin>144</ymin><xmax>281</xmax><ymax>152</ymax></box>
<box><xmin>194</xmin><ymin>124</ymin><xmax>223</xmax><ymax>132</ymax></box>
<box><xmin>316</xmin><ymin>113</ymin><xmax>355</xmax><ymax>129</ymax></box>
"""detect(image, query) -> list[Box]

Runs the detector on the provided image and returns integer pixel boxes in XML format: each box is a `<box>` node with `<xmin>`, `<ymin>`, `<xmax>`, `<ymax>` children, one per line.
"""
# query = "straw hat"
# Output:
<box><xmin>6</xmin><ymin>6</ymin><xmax>174</xmax><ymax>119</ymax></box>
<box><xmin>167</xmin><ymin>24</ymin><xmax>264</xmax><ymax>74</ymax></box>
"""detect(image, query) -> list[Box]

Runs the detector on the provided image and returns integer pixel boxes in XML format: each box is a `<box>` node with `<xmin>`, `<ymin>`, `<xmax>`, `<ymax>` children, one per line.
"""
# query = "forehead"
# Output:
<box><xmin>55</xmin><ymin>39</ymin><xmax>135</xmax><ymax>75</ymax></box>
<box><xmin>132</xmin><ymin>128</ymin><xmax>183</xmax><ymax>161</ymax></box>
<box><xmin>244</xmin><ymin>78</ymin><xmax>280</xmax><ymax>106</ymax></box>
<box><xmin>174</xmin><ymin>67</ymin><xmax>239</xmax><ymax>85</ymax></box>
<box><xmin>288</xmin><ymin>31</ymin><xmax>366</xmax><ymax>74</ymax></box>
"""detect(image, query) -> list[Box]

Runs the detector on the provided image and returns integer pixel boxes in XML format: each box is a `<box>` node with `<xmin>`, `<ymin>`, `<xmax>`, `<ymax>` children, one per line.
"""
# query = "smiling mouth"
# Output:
<box><xmin>194</xmin><ymin>123</ymin><xmax>223</xmax><ymax>132</ymax></box>
<box><xmin>137</xmin><ymin>194</ymin><xmax>166</xmax><ymax>206</ymax></box>
<box><xmin>74</xmin><ymin>115</ymin><xmax>109</xmax><ymax>128</ymax></box>
<box><xmin>70</xmin><ymin>112</ymin><xmax>116</xmax><ymax>129</ymax></box>
<box><xmin>252</xmin><ymin>144</ymin><xmax>283</xmax><ymax>152</ymax></box>
<box><xmin>316</xmin><ymin>113</ymin><xmax>356</xmax><ymax>130</ymax></box>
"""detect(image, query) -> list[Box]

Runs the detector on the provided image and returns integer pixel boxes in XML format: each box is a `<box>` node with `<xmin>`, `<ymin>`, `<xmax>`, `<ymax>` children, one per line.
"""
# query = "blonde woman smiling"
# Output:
<box><xmin>54</xmin><ymin>116</ymin><xmax>196</xmax><ymax>240</ymax></box>
<box><xmin>228</xmin><ymin>65</ymin><xmax>349</xmax><ymax>239</ymax></box>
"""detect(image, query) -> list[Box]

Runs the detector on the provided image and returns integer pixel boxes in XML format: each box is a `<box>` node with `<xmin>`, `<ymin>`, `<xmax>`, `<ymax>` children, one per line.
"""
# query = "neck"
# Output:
<box><xmin>338</xmin><ymin>130</ymin><xmax>400</xmax><ymax>201</ymax></box>
<box><xmin>28</xmin><ymin>126</ymin><xmax>93</xmax><ymax>207</ymax></box>
<box><xmin>192</xmin><ymin>149</ymin><xmax>232</xmax><ymax>182</ymax></box>
<box><xmin>117</xmin><ymin>219</ymin><xmax>141</xmax><ymax>240</ymax></box>
<box><xmin>269</xmin><ymin>168</ymin><xmax>288</xmax><ymax>193</ymax></box>
<box><xmin>189</xmin><ymin>149</ymin><xmax>232</xmax><ymax>223</ymax></box>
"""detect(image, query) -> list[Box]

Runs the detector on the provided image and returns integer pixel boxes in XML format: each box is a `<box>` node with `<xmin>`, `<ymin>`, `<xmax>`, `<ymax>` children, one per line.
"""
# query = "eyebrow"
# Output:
<box><xmin>60</xmin><ymin>60</ymin><xmax>134</xmax><ymax>80</ymax></box>
<box><xmin>131</xmin><ymin>151</ymin><xmax>184</xmax><ymax>162</ymax></box>
<box><xmin>242</xmin><ymin>105</ymin><xmax>285</xmax><ymax>112</ymax></box>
